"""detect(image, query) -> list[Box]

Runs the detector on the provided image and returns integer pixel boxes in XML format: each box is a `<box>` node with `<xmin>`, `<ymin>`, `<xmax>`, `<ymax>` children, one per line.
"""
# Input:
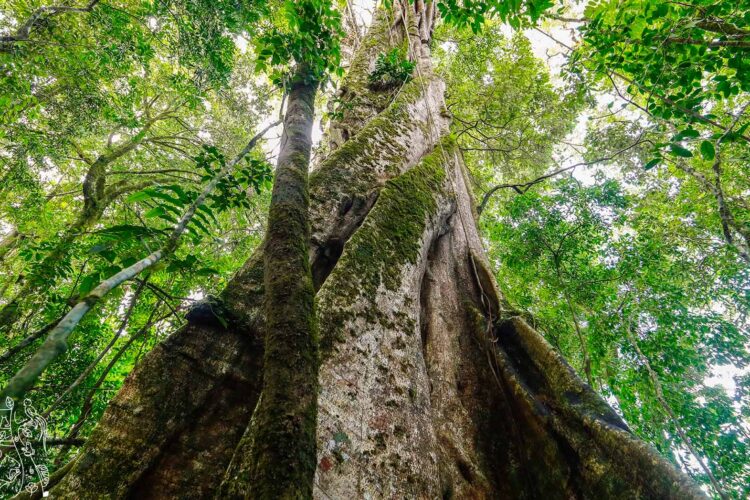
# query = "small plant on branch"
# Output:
<box><xmin>368</xmin><ymin>49</ymin><xmax>415</xmax><ymax>90</ymax></box>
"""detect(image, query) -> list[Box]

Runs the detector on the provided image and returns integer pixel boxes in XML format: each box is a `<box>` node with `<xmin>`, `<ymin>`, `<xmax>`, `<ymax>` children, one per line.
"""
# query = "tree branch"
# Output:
<box><xmin>0</xmin><ymin>0</ymin><xmax>100</xmax><ymax>45</ymax></box>
<box><xmin>624</xmin><ymin>318</ymin><xmax>728</xmax><ymax>499</ymax></box>
<box><xmin>665</xmin><ymin>37</ymin><xmax>750</xmax><ymax>49</ymax></box>
<box><xmin>477</xmin><ymin>137</ymin><xmax>647</xmax><ymax>214</ymax></box>
<box><xmin>0</xmin><ymin>120</ymin><xmax>280</xmax><ymax>401</ymax></box>
<box><xmin>534</xmin><ymin>28</ymin><xmax>750</xmax><ymax>144</ymax></box>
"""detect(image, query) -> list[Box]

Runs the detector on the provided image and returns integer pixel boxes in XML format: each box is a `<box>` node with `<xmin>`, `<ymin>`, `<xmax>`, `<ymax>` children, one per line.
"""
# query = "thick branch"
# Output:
<box><xmin>477</xmin><ymin>137</ymin><xmax>647</xmax><ymax>214</ymax></box>
<box><xmin>0</xmin><ymin>0</ymin><xmax>100</xmax><ymax>45</ymax></box>
<box><xmin>665</xmin><ymin>37</ymin><xmax>750</xmax><ymax>48</ymax></box>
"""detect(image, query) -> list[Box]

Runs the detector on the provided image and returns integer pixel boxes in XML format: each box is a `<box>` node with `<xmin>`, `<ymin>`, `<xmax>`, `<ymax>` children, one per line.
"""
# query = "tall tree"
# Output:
<box><xmin>33</xmin><ymin>1</ymin><xmax>705</xmax><ymax>498</ymax></box>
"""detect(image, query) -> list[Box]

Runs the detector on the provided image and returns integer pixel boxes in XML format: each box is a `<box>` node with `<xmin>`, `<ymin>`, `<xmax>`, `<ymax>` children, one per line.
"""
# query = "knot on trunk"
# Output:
<box><xmin>185</xmin><ymin>295</ymin><xmax>233</xmax><ymax>328</ymax></box>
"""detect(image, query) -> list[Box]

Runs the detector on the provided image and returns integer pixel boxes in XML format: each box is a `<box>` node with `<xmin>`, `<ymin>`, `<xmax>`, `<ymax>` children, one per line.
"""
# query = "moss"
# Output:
<box><xmin>328</xmin><ymin>6</ymin><xmax>411</xmax><ymax>138</ymax></box>
<box><xmin>332</xmin><ymin>136</ymin><xmax>450</xmax><ymax>293</ymax></box>
<box><xmin>465</xmin><ymin>301</ymin><xmax>489</xmax><ymax>340</ymax></box>
<box><xmin>318</xmin><ymin>137</ymin><xmax>454</xmax><ymax>353</ymax></box>
<box><xmin>462</xmin><ymin>301</ymin><xmax>705</xmax><ymax>499</ymax></box>
<box><xmin>507</xmin><ymin>318</ymin><xmax>626</xmax><ymax>425</ymax></box>
<box><xmin>408</xmin><ymin>387</ymin><xmax>417</xmax><ymax>401</ymax></box>
<box><xmin>311</xmin><ymin>74</ymin><xmax>435</xmax><ymax>210</ymax></box>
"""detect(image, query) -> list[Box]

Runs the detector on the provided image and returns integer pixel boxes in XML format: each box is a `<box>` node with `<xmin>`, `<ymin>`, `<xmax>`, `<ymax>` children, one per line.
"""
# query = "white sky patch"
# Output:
<box><xmin>234</xmin><ymin>34</ymin><xmax>249</xmax><ymax>53</ymax></box>
<box><xmin>524</xmin><ymin>27</ymin><xmax>570</xmax><ymax>77</ymax></box>
<box><xmin>440</xmin><ymin>40</ymin><xmax>458</xmax><ymax>54</ymax></box>
<box><xmin>704</xmin><ymin>364</ymin><xmax>748</xmax><ymax>399</ymax></box>
<box><xmin>38</xmin><ymin>157</ymin><xmax>62</xmax><ymax>184</ymax></box>
<box><xmin>352</xmin><ymin>0</ymin><xmax>375</xmax><ymax>27</ymax></box>
<box><xmin>258</xmin><ymin>105</ymin><xmax>285</xmax><ymax>159</ymax></box>
<box><xmin>0</xmin><ymin>221</ymin><xmax>13</xmax><ymax>238</ymax></box>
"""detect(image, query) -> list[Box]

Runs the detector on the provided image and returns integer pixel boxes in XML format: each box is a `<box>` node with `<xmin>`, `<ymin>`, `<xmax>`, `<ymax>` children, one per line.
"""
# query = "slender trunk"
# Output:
<box><xmin>46</xmin><ymin>3</ymin><xmax>702</xmax><ymax>498</ymax></box>
<box><xmin>220</xmin><ymin>77</ymin><xmax>319</xmax><ymax>498</ymax></box>
<box><xmin>0</xmin><ymin>319</ymin><xmax>55</xmax><ymax>364</ymax></box>
<box><xmin>0</xmin><ymin>252</ymin><xmax>162</xmax><ymax>402</ymax></box>
<box><xmin>0</xmin><ymin>228</ymin><xmax>19</xmax><ymax>262</ymax></box>
<box><xmin>42</xmin><ymin>279</ymin><xmax>147</xmax><ymax>417</ymax></box>
<box><xmin>0</xmin><ymin>120</ymin><xmax>160</xmax><ymax>334</ymax></box>
<box><xmin>53</xmin><ymin>307</ymin><xmax>171</xmax><ymax>464</ymax></box>
<box><xmin>625</xmin><ymin>319</ymin><xmax>727</xmax><ymax>499</ymax></box>
<box><xmin>554</xmin><ymin>257</ymin><xmax>594</xmax><ymax>387</ymax></box>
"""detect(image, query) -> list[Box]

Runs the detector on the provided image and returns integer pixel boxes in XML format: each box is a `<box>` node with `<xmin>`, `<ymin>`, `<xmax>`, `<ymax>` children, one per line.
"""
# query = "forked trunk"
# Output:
<box><xmin>41</xmin><ymin>3</ymin><xmax>703</xmax><ymax>498</ymax></box>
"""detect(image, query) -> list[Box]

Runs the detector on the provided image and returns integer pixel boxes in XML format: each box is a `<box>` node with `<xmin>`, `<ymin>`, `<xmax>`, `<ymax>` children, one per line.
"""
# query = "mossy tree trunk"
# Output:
<box><xmin>44</xmin><ymin>2</ymin><xmax>704</xmax><ymax>498</ymax></box>
<box><xmin>219</xmin><ymin>75</ymin><xmax>320</xmax><ymax>498</ymax></box>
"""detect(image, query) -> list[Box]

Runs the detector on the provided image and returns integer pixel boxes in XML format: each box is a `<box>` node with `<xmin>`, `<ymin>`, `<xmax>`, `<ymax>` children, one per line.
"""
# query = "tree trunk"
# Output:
<box><xmin>44</xmin><ymin>3</ymin><xmax>703</xmax><ymax>498</ymax></box>
<box><xmin>219</xmin><ymin>75</ymin><xmax>320</xmax><ymax>498</ymax></box>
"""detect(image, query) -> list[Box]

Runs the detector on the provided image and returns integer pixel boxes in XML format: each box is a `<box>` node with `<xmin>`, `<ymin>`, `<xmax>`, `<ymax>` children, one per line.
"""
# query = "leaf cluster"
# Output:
<box><xmin>367</xmin><ymin>48</ymin><xmax>415</xmax><ymax>90</ymax></box>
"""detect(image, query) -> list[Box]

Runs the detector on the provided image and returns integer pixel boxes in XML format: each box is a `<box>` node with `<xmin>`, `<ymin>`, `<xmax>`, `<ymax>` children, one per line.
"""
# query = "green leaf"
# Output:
<box><xmin>190</xmin><ymin>216</ymin><xmax>211</xmax><ymax>235</ymax></box>
<box><xmin>630</xmin><ymin>17</ymin><xmax>646</xmax><ymax>39</ymax></box>
<box><xmin>120</xmin><ymin>256</ymin><xmax>138</xmax><ymax>267</ymax></box>
<box><xmin>79</xmin><ymin>274</ymin><xmax>99</xmax><ymax>296</ymax></box>
<box><xmin>88</xmin><ymin>244</ymin><xmax>109</xmax><ymax>255</ymax></box>
<box><xmin>673</xmin><ymin>128</ymin><xmax>699</xmax><ymax>141</ymax></box>
<box><xmin>145</xmin><ymin>207</ymin><xmax>166</xmax><ymax>218</ymax></box>
<box><xmin>216</xmin><ymin>314</ymin><xmax>228</xmax><ymax>328</ymax></box>
<box><xmin>126</xmin><ymin>190</ymin><xmax>153</xmax><ymax>203</ymax></box>
<box><xmin>195</xmin><ymin>267</ymin><xmax>219</xmax><ymax>276</ymax></box>
<box><xmin>644</xmin><ymin>158</ymin><xmax>661</xmax><ymax>170</ymax></box>
<box><xmin>699</xmin><ymin>141</ymin><xmax>715</xmax><ymax>161</ymax></box>
<box><xmin>669</xmin><ymin>144</ymin><xmax>693</xmax><ymax>158</ymax></box>
<box><xmin>94</xmin><ymin>225</ymin><xmax>156</xmax><ymax>239</ymax></box>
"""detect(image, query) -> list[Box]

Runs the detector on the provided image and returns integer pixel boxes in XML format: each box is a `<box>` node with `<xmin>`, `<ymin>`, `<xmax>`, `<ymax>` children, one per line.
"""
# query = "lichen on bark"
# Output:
<box><xmin>327</xmin><ymin>6</ymin><xmax>409</xmax><ymax>150</ymax></box>
<box><xmin>318</xmin><ymin>135</ymin><xmax>454</xmax><ymax>352</ymax></box>
<box><xmin>313</xmin><ymin>138</ymin><xmax>458</xmax><ymax>498</ymax></box>
<box><xmin>43</xmin><ymin>58</ymin><xmax>449</xmax><ymax>500</ymax></box>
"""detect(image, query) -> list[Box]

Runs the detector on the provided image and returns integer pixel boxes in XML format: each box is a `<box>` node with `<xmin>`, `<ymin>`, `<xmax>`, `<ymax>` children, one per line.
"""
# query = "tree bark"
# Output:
<box><xmin>45</xmin><ymin>3</ymin><xmax>703</xmax><ymax>498</ymax></box>
<box><xmin>219</xmin><ymin>76</ymin><xmax>319</xmax><ymax>498</ymax></box>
